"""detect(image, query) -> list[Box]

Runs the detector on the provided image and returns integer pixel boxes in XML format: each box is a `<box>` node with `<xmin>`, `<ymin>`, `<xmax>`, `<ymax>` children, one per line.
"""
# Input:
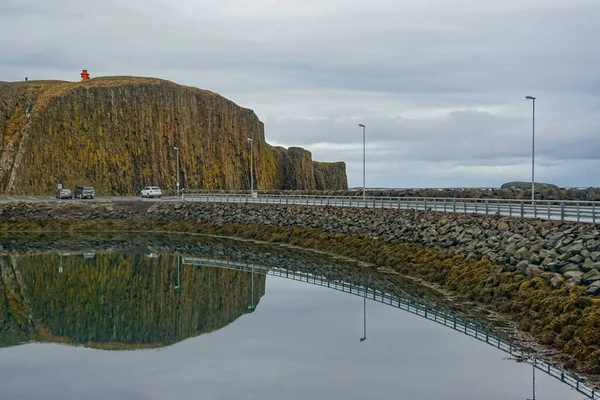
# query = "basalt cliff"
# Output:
<box><xmin>0</xmin><ymin>77</ymin><xmax>347</xmax><ymax>195</ymax></box>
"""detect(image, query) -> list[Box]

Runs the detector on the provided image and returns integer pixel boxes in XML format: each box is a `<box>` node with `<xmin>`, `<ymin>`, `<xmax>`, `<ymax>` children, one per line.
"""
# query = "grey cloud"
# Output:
<box><xmin>1</xmin><ymin>0</ymin><xmax>599</xmax><ymax>187</ymax></box>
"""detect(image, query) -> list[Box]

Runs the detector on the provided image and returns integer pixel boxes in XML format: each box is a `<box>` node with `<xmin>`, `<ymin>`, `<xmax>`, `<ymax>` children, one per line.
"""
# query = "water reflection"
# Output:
<box><xmin>0</xmin><ymin>235</ymin><xmax>596</xmax><ymax>399</ymax></box>
<box><xmin>0</xmin><ymin>251</ymin><xmax>265</xmax><ymax>349</ymax></box>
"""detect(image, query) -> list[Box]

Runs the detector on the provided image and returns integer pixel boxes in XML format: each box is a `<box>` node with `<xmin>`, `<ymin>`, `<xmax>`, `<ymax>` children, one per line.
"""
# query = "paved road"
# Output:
<box><xmin>0</xmin><ymin>196</ymin><xmax>180</xmax><ymax>203</ymax></box>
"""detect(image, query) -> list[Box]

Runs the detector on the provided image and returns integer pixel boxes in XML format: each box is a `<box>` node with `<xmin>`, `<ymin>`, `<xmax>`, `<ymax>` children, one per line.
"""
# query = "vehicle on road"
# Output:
<box><xmin>56</xmin><ymin>188</ymin><xmax>73</xmax><ymax>199</ymax></box>
<box><xmin>74</xmin><ymin>186</ymin><xmax>95</xmax><ymax>199</ymax></box>
<box><xmin>140</xmin><ymin>186</ymin><xmax>162</xmax><ymax>198</ymax></box>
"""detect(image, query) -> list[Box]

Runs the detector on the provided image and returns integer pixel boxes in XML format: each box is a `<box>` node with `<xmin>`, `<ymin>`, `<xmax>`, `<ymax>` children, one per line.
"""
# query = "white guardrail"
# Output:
<box><xmin>181</xmin><ymin>193</ymin><xmax>600</xmax><ymax>224</ymax></box>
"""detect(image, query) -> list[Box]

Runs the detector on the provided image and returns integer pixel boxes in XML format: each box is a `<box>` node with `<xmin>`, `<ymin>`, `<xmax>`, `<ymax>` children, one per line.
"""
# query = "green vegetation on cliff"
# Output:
<box><xmin>0</xmin><ymin>77</ymin><xmax>347</xmax><ymax>195</ymax></box>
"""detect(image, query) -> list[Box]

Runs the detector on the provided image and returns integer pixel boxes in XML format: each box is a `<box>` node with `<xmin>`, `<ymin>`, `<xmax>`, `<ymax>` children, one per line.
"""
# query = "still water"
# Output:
<box><xmin>0</xmin><ymin>234</ymin><xmax>588</xmax><ymax>399</ymax></box>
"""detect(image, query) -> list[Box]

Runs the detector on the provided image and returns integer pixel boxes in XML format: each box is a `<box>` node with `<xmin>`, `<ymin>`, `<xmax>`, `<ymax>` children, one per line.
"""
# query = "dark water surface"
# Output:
<box><xmin>0</xmin><ymin>234</ymin><xmax>587</xmax><ymax>399</ymax></box>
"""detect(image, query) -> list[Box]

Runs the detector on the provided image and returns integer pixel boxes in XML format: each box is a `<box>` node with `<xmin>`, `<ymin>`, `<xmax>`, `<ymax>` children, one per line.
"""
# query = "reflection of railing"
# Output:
<box><xmin>182</xmin><ymin>257</ymin><xmax>599</xmax><ymax>399</ymax></box>
<box><xmin>181</xmin><ymin>193</ymin><xmax>600</xmax><ymax>224</ymax></box>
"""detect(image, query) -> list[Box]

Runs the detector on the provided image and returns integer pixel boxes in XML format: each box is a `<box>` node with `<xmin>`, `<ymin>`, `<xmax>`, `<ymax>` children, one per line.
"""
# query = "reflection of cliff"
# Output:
<box><xmin>0</xmin><ymin>253</ymin><xmax>265</xmax><ymax>349</ymax></box>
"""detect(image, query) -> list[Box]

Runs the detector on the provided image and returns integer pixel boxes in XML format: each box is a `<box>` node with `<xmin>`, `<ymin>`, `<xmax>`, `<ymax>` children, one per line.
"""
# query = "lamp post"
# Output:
<box><xmin>526</xmin><ymin>96</ymin><xmax>536</xmax><ymax>202</ymax></box>
<box><xmin>247</xmin><ymin>138</ymin><xmax>254</xmax><ymax>195</ymax></box>
<box><xmin>358</xmin><ymin>124</ymin><xmax>366</xmax><ymax>200</ymax></box>
<box><xmin>174</xmin><ymin>146</ymin><xmax>180</xmax><ymax>197</ymax></box>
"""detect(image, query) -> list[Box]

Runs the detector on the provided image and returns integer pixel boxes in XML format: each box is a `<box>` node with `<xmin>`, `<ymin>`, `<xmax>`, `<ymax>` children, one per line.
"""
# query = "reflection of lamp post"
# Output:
<box><xmin>59</xmin><ymin>253</ymin><xmax>70</xmax><ymax>273</ymax></box>
<box><xmin>527</xmin><ymin>359</ymin><xmax>536</xmax><ymax>400</ymax></box>
<box><xmin>248</xmin><ymin>264</ymin><xmax>255</xmax><ymax>310</ymax></box>
<box><xmin>359</xmin><ymin>284</ymin><xmax>367</xmax><ymax>342</ymax></box>
<box><xmin>175</xmin><ymin>255</ymin><xmax>181</xmax><ymax>290</ymax></box>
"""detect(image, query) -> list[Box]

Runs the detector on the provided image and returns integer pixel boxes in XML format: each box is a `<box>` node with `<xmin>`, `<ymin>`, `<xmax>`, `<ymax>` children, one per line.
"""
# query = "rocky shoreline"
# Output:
<box><xmin>2</xmin><ymin>201</ymin><xmax>597</xmax><ymax>293</ymax></box>
<box><xmin>1</xmin><ymin>201</ymin><xmax>600</xmax><ymax>377</ymax></box>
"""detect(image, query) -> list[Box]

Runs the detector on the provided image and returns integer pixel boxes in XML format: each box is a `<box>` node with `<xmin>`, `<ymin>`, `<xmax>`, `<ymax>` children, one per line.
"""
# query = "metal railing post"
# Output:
<box><xmin>520</xmin><ymin>201</ymin><xmax>524</xmax><ymax>219</ymax></box>
<box><xmin>485</xmin><ymin>199</ymin><xmax>488</xmax><ymax>215</ymax></box>
<box><xmin>594</xmin><ymin>202</ymin><xmax>596</xmax><ymax>224</ymax></box>
<box><xmin>561</xmin><ymin>201</ymin><xmax>565</xmax><ymax>223</ymax></box>
<box><xmin>453</xmin><ymin>198</ymin><xmax>456</xmax><ymax>213</ymax></box>
<box><xmin>577</xmin><ymin>202</ymin><xmax>580</xmax><ymax>222</ymax></box>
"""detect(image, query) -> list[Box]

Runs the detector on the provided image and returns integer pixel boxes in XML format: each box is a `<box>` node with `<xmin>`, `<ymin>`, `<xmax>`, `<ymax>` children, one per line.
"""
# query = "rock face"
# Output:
<box><xmin>0</xmin><ymin>77</ymin><xmax>347</xmax><ymax>195</ymax></box>
<box><xmin>313</xmin><ymin>161</ymin><xmax>348</xmax><ymax>191</ymax></box>
<box><xmin>501</xmin><ymin>181</ymin><xmax>559</xmax><ymax>190</ymax></box>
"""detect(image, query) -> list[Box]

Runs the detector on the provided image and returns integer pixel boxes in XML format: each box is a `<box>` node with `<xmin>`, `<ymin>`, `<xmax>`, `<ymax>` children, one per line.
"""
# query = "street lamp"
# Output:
<box><xmin>526</xmin><ymin>96</ymin><xmax>536</xmax><ymax>202</ymax></box>
<box><xmin>173</xmin><ymin>146</ymin><xmax>180</xmax><ymax>197</ymax></box>
<box><xmin>247</xmin><ymin>138</ymin><xmax>254</xmax><ymax>195</ymax></box>
<box><xmin>358</xmin><ymin>124</ymin><xmax>366</xmax><ymax>200</ymax></box>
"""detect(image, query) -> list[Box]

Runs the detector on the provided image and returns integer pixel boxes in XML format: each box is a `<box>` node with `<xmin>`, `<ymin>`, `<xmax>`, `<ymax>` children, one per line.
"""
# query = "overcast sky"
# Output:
<box><xmin>1</xmin><ymin>0</ymin><xmax>599</xmax><ymax>188</ymax></box>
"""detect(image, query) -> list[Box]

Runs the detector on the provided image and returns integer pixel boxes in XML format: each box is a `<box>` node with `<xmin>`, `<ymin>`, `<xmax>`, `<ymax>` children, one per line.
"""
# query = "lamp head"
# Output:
<box><xmin>526</xmin><ymin>96</ymin><xmax>536</xmax><ymax>100</ymax></box>
<box><xmin>174</xmin><ymin>146</ymin><xmax>179</xmax><ymax>150</ymax></box>
<box><xmin>247</xmin><ymin>138</ymin><xmax>253</xmax><ymax>142</ymax></box>
<box><xmin>358</xmin><ymin>124</ymin><xmax>365</xmax><ymax>128</ymax></box>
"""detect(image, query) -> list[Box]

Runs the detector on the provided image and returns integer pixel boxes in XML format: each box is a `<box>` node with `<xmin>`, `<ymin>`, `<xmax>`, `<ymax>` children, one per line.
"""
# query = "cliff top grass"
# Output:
<box><xmin>2</xmin><ymin>75</ymin><xmax>247</xmax><ymax>116</ymax></box>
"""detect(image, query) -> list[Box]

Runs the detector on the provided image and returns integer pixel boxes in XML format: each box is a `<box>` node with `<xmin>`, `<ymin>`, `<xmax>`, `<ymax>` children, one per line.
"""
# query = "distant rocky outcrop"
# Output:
<box><xmin>501</xmin><ymin>181</ymin><xmax>559</xmax><ymax>190</ymax></box>
<box><xmin>0</xmin><ymin>77</ymin><xmax>347</xmax><ymax>195</ymax></box>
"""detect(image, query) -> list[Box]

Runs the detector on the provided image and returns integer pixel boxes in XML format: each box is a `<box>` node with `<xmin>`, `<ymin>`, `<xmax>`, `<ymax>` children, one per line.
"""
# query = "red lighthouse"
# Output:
<box><xmin>80</xmin><ymin>70</ymin><xmax>90</xmax><ymax>81</ymax></box>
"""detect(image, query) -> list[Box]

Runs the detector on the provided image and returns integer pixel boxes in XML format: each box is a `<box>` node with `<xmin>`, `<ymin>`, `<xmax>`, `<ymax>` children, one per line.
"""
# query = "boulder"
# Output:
<box><xmin>541</xmin><ymin>272</ymin><xmax>555</xmax><ymax>280</ymax></box>
<box><xmin>516</xmin><ymin>261</ymin><xmax>530</xmax><ymax>274</ymax></box>
<box><xmin>591</xmin><ymin>251</ymin><xmax>600</xmax><ymax>262</ymax></box>
<box><xmin>582</xmin><ymin>269</ymin><xmax>600</xmax><ymax>284</ymax></box>
<box><xmin>560</xmin><ymin>264</ymin><xmax>581</xmax><ymax>274</ymax></box>
<box><xmin>558</xmin><ymin>252</ymin><xmax>573</xmax><ymax>262</ymax></box>
<box><xmin>567</xmin><ymin>242</ymin><xmax>584</xmax><ymax>253</ymax></box>
<box><xmin>582</xmin><ymin>258</ymin><xmax>596</xmax><ymax>273</ymax></box>
<box><xmin>564</xmin><ymin>271</ymin><xmax>585</xmax><ymax>281</ymax></box>
<box><xmin>526</xmin><ymin>265</ymin><xmax>543</xmax><ymax>279</ymax></box>
<box><xmin>550</xmin><ymin>274</ymin><xmax>565</xmax><ymax>289</ymax></box>
<box><xmin>586</xmin><ymin>281</ymin><xmax>600</xmax><ymax>295</ymax></box>
<box><xmin>495</xmin><ymin>257</ymin><xmax>509</xmax><ymax>266</ymax></box>
<box><xmin>514</xmin><ymin>246</ymin><xmax>529</xmax><ymax>260</ymax></box>
<box><xmin>581</xmin><ymin>249</ymin><xmax>591</xmax><ymax>258</ymax></box>
<box><xmin>498</xmin><ymin>221</ymin><xmax>510</xmax><ymax>231</ymax></box>
<box><xmin>529</xmin><ymin>243</ymin><xmax>543</xmax><ymax>253</ymax></box>
<box><xmin>569</xmin><ymin>254</ymin><xmax>584</xmax><ymax>264</ymax></box>
<box><xmin>529</xmin><ymin>253</ymin><xmax>541</xmax><ymax>265</ymax></box>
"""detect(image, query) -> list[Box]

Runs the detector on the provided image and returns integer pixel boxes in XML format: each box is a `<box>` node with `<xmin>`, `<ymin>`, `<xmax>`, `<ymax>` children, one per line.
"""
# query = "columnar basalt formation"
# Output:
<box><xmin>0</xmin><ymin>77</ymin><xmax>347</xmax><ymax>195</ymax></box>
